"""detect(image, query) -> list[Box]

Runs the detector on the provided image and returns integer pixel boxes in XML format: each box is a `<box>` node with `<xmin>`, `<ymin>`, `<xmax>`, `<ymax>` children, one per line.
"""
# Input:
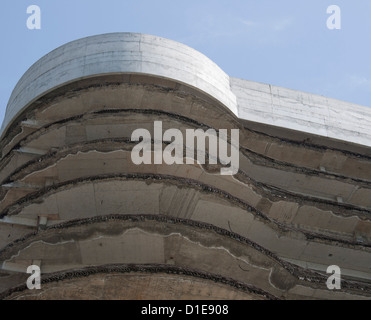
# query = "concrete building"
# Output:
<box><xmin>0</xmin><ymin>33</ymin><xmax>370</xmax><ymax>300</ymax></box>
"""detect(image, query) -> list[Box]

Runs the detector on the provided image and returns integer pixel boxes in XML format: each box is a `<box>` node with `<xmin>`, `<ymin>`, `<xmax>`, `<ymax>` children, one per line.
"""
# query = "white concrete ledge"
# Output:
<box><xmin>231</xmin><ymin>78</ymin><xmax>371</xmax><ymax>148</ymax></box>
<box><xmin>1</xmin><ymin>33</ymin><xmax>237</xmax><ymax>138</ymax></box>
<box><xmin>2</xmin><ymin>32</ymin><xmax>371</xmax><ymax>148</ymax></box>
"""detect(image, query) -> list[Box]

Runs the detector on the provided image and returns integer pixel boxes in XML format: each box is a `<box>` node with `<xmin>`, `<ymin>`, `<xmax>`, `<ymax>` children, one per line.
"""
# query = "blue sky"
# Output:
<box><xmin>1</xmin><ymin>0</ymin><xmax>370</xmax><ymax>125</ymax></box>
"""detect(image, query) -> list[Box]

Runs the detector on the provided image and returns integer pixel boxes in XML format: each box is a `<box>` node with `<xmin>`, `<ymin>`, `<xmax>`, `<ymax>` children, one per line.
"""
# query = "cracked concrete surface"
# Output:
<box><xmin>0</xmin><ymin>33</ymin><xmax>371</xmax><ymax>300</ymax></box>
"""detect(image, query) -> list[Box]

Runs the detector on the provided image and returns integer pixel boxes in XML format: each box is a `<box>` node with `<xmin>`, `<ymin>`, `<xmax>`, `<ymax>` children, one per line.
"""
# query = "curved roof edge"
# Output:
<box><xmin>1</xmin><ymin>32</ymin><xmax>237</xmax><ymax>138</ymax></box>
<box><xmin>2</xmin><ymin>32</ymin><xmax>371</xmax><ymax>148</ymax></box>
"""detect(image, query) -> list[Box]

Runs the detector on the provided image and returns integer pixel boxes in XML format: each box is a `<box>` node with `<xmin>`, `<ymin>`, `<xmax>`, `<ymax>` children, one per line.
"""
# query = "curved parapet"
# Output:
<box><xmin>1</xmin><ymin>32</ymin><xmax>237</xmax><ymax>138</ymax></box>
<box><xmin>3</xmin><ymin>32</ymin><xmax>371</xmax><ymax>149</ymax></box>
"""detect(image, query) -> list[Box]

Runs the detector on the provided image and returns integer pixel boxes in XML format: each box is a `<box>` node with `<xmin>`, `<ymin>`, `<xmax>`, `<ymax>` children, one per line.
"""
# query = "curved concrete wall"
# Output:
<box><xmin>1</xmin><ymin>33</ymin><xmax>371</xmax><ymax>300</ymax></box>
<box><xmin>1</xmin><ymin>33</ymin><xmax>237</xmax><ymax>138</ymax></box>
<box><xmin>3</xmin><ymin>32</ymin><xmax>371</xmax><ymax>149</ymax></box>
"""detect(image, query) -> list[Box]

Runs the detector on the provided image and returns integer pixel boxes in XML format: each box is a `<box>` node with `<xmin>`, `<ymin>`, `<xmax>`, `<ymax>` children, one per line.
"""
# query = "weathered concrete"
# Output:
<box><xmin>1</xmin><ymin>33</ymin><xmax>371</xmax><ymax>300</ymax></box>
